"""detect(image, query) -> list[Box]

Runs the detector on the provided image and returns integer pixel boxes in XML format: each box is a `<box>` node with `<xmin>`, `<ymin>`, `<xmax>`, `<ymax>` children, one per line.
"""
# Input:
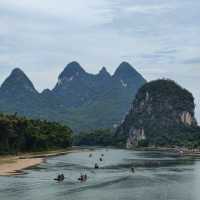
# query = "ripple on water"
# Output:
<box><xmin>0</xmin><ymin>148</ymin><xmax>199</xmax><ymax>200</ymax></box>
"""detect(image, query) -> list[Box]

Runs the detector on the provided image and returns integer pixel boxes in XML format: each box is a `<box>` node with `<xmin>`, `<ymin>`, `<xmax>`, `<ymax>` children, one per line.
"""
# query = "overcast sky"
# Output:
<box><xmin>0</xmin><ymin>0</ymin><xmax>200</xmax><ymax>122</ymax></box>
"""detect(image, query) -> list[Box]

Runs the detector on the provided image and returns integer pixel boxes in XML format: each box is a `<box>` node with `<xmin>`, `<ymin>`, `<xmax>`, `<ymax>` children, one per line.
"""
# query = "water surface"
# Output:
<box><xmin>0</xmin><ymin>148</ymin><xmax>200</xmax><ymax>200</ymax></box>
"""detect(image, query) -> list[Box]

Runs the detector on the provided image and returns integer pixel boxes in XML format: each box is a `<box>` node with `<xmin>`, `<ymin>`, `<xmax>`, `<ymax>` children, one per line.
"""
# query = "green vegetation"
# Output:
<box><xmin>136</xmin><ymin>79</ymin><xmax>199</xmax><ymax>147</ymax></box>
<box><xmin>116</xmin><ymin>79</ymin><xmax>200</xmax><ymax>148</ymax></box>
<box><xmin>0</xmin><ymin>113</ymin><xmax>72</xmax><ymax>155</ymax></box>
<box><xmin>137</xmin><ymin>139</ymin><xmax>149</xmax><ymax>147</ymax></box>
<box><xmin>138</xmin><ymin>79</ymin><xmax>195</xmax><ymax>113</ymax></box>
<box><xmin>73</xmin><ymin>129</ymin><xmax>115</xmax><ymax>146</ymax></box>
<box><xmin>0</xmin><ymin>62</ymin><xmax>146</xmax><ymax>132</ymax></box>
<box><xmin>145</xmin><ymin>125</ymin><xmax>200</xmax><ymax>148</ymax></box>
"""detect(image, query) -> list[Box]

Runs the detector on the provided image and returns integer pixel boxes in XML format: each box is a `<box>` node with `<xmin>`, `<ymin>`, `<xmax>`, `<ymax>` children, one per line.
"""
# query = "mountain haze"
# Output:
<box><xmin>0</xmin><ymin>62</ymin><xmax>146</xmax><ymax>131</ymax></box>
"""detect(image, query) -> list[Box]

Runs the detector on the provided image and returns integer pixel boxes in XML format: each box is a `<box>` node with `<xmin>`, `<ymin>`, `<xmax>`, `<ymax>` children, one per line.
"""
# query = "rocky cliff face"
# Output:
<box><xmin>115</xmin><ymin>79</ymin><xmax>199</xmax><ymax>148</ymax></box>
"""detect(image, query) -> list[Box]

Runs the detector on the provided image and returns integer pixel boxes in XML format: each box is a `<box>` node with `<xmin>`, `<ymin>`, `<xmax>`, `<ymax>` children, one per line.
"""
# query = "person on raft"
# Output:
<box><xmin>55</xmin><ymin>173</ymin><xmax>65</xmax><ymax>181</ymax></box>
<box><xmin>94</xmin><ymin>163</ymin><xmax>99</xmax><ymax>169</ymax></box>
<box><xmin>78</xmin><ymin>174</ymin><xmax>87</xmax><ymax>182</ymax></box>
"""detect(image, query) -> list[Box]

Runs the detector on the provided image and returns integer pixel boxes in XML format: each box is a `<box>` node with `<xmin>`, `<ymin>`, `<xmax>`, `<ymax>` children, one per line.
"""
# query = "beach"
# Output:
<box><xmin>0</xmin><ymin>156</ymin><xmax>43</xmax><ymax>176</ymax></box>
<box><xmin>0</xmin><ymin>148</ymin><xmax>81</xmax><ymax>176</ymax></box>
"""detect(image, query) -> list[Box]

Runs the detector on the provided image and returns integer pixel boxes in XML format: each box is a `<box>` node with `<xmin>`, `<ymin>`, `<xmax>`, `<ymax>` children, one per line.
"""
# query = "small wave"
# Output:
<box><xmin>102</xmin><ymin>158</ymin><xmax>194</xmax><ymax>169</ymax></box>
<box><xmin>61</xmin><ymin>176</ymin><xmax>130</xmax><ymax>195</ymax></box>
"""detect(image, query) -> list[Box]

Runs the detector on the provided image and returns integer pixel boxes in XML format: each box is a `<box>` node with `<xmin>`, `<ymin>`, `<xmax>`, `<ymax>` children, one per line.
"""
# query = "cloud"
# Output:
<box><xmin>183</xmin><ymin>57</ymin><xmax>200</xmax><ymax>65</ymax></box>
<box><xmin>0</xmin><ymin>0</ymin><xmax>114</xmax><ymax>26</ymax></box>
<box><xmin>124</xmin><ymin>4</ymin><xmax>173</xmax><ymax>14</ymax></box>
<box><xmin>0</xmin><ymin>0</ymin><xmax>200</xmax><ymax>122</ymax></box>
<box><xmin>139</xmin><ymin>48</ymin><xmax>177</xmax><ymax>65</ymax></box>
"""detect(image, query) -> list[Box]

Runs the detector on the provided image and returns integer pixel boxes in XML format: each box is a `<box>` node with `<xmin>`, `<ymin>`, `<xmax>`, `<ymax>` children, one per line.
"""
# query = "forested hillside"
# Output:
<box><xmin>0</xmin><ymin>62</ymin><xmax>146</xmax><ymax>131</ymax></box>
<box><xmin>73</xmin><ymin>129</ymin><xmax>115</xmax><ymax>146</ymax></box>
<box><xmin>0</xmin><ymin>113</ymin><xmax>72</xmax><ymax>154</ymax></box>
<box><xmin>116</xmin><ymin>79</ymin><xmax>200</xmax><ymax>148</ymax></box>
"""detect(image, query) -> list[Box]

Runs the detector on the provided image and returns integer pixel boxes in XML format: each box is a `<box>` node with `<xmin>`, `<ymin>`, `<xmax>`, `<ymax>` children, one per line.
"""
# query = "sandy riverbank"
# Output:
<box><xmin>0</xmin><ymin>157</ymin><xmax>43</xmax><ymax>176</ymax></box>
<box><xmin>0</xmin><ymin>148</ymin><xmax>82</xmax><ymax>176</ymax></box>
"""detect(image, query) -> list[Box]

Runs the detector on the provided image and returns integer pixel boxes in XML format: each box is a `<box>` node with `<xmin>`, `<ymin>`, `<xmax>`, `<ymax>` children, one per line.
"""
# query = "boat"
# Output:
<box><xmin>54</xmin><ymin>174</ymin><xmax>65</xmax><ymax>182</ymax></box>
<box><xmin>78</xmin><ymin>174</ymin><xmax>87</xmax><ymax>182</ymax></box>
<box><xmin>94</xmin><ymin>163</ymin><xmax>99</xmax><ymax>169</ymax></box>
<box><xmin>131</xmin><ymin>167</ymin><xmax>135</xmax><ymax>173</ymax></box>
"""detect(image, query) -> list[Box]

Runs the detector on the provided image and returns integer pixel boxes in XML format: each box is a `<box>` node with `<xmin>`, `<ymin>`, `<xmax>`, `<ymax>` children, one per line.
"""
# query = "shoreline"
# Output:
<box><xmin>1</xmin><ymin>146</ymin><xmax>200</xmax><ymax>176</ymax></box>
<box><xmin>133</xmin><ymin>146</ymin><xmax>200</xmax><ymax>157</ymax></box>
<box><xmin>0</xmin><ymin>148</ymin><xmax>82</xmax><ymax>176</ymax></box>
<box><xmin>0</xmin><ymin>157</ymin><xmax>44</xmax><ymax>176</ymax></box>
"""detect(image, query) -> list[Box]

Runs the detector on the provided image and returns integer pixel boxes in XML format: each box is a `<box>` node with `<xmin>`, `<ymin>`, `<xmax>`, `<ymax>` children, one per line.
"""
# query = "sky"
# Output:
<box><xmin>0</xmin><ymin>0</ymin><xmax>200</xmax><ymax>122</ymax></box>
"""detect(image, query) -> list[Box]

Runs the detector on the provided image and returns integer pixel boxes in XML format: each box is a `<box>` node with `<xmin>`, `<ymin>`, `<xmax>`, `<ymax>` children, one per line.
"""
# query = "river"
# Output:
<box><xmin>0</xmin><ymin>148</ymin><xmax>200</xmax><ymax>200</ymax></box>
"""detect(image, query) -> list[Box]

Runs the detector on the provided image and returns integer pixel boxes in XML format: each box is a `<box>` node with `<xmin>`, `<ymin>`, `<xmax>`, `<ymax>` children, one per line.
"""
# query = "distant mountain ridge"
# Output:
<box><xmin>0</xmin><ymin>61</ymin><xmax>146</xmax><ymax>131</ymax></box>
<box><xmin>1</xmin><ymin>68</ymin><xmax>38</xmax><ymax>95</ymax></box>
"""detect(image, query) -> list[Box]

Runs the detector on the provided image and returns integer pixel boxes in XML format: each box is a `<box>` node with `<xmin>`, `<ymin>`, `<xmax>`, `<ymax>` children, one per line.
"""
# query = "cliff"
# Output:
<box><xmin>115</xmin><ymin>79</ymin><xmax>200</xmax><ymax>148</ymax></box>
